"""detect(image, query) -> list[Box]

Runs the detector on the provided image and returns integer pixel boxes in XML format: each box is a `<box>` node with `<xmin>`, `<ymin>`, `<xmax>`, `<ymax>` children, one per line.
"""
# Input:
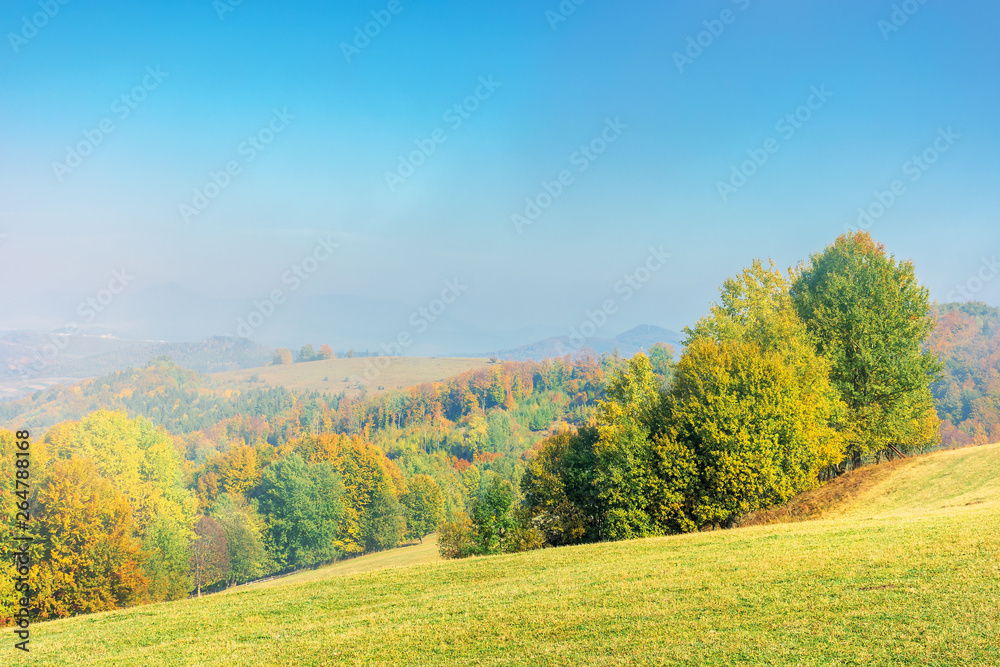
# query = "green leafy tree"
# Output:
<box><xmin>471</xmin><ymin>476</ymin><xmax>516</xmax><ymax>554</ymax></box>
<box><xmin>298</xmin><ymin>344</ymin><xmax>317</xmax><ymax>363</ymax></box>
<box><xmin>591</xmin><ymin>353</ymin><xmax>666</xmax><ymax>540</ymax></box>
<box><xmin>363</xmin><ymin>480</ymin><xmax>406</xmax><ymax>552</ymax></box>
<box><xmin>647</xmin><ymin>342</ymin><xmax>676</xmax><ymax>387</ymax></box>
<box><xmin>520</xmin><ymin>429</ymin><xmax>600</xmax><ymax>546</ymax></box>
<box><xmin>790</xmin><ymin>232</ymin><xmax>942</xmax><ymax>461</ymax></box>
<box><xmin>254</xmin><ymin>454</ymin><xmax>345</xmax><ymax>569</ymax></box>
<box><xmin>401</xmin><ymin>474</ymin><xmax>445</xmax><ymax>543</ymax></box>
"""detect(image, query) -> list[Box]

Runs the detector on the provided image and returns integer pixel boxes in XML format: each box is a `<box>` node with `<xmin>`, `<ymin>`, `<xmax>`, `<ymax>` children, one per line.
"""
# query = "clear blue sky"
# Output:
<box><xmin>1</xmin><ymin>0</ymin><xmax>997</xmax><ymax>345</ymax></box>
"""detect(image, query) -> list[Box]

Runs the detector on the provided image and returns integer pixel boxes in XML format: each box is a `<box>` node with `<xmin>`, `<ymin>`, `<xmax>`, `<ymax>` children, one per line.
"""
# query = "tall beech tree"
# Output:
<box><xmin>190</xmin><ymin>515</ymin><xmax>229</xmax><ymax>597</ymax></box>
<box><xmin>791</xmin><ymin>232</ymin><xmax>941</xmax><ymax>461</ymax></box>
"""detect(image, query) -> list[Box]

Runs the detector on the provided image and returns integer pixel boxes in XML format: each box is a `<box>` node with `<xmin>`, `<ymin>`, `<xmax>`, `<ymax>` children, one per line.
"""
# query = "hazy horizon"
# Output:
<box><xmin>2</xmin><ymin>0</ymin><xmax>997</xmax><ymax>352</ymax></box>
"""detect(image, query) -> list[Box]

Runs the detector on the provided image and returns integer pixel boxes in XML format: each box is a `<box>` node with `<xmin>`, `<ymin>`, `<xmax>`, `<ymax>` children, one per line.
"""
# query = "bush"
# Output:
<box><xmin>437</xmin><ymin>514</ymin><xmax>478</xmax><ymax>559</ymax></box>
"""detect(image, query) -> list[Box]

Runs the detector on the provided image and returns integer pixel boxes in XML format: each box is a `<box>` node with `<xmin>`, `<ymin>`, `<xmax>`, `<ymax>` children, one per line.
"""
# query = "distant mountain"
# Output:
<box><xmin>491</xmin><ymin>325</ymin><xmax>684</xmax><ymax>362</ymax></box>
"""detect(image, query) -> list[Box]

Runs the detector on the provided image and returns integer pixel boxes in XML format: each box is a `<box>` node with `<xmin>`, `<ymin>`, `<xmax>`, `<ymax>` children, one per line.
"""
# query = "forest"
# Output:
<box><xmin>2</xmin><ymin>231</ymin><xmax>999</xmax><ymax>624</ymax></box>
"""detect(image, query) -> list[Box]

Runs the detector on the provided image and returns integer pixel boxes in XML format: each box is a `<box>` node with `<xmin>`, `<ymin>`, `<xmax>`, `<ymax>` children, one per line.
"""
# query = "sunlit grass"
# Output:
<box><xmin>14</xmin><ymin>443</ymin><xmax>1000</xmax><ymax>666</ymax></box>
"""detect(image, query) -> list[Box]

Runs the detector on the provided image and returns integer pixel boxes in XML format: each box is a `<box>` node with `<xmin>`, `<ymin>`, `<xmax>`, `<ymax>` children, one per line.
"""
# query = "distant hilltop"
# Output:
<box><xmin>490</xmin><ymin>324</ymin><xmax>684</xmax><ymax>362</ymax></box>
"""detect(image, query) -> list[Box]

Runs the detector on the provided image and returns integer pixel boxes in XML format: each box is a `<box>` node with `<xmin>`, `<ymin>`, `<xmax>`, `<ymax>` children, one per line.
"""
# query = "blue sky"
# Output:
<box><xmin>1</xmin><ymin>0</ymin><xmax>997</xmax><ymax>348</ymax></box>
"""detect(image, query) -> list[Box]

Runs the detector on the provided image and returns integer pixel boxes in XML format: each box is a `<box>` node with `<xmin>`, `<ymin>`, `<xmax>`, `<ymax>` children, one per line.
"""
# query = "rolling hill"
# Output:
<box><xmin>210</xmin><ymin>356</ymin><xmax>493</xmax><ymax>397</ymax></box>
<box><xmin>16</xmin><ymin>442</ymin><xmax>1000</xmax><ymax>666</ymax></box>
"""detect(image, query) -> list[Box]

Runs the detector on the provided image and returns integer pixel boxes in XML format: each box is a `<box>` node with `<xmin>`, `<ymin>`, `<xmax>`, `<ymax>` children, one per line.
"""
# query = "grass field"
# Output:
<box><xmin>210</xmin><ymin>357</ymin><xmax>492</xmax><ymax>397</ymax></box>
<box><xmin>14</xmin><ymin>443</ymin><xmax>1000</xmax><ymax>666</ymax></box>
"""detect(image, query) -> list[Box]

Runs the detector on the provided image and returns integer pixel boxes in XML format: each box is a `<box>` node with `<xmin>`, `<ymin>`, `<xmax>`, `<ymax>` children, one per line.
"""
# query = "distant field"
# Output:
<box><xmin>211</xmin><ymin>356</ymin><xmax>492</xmax><ymax>396</ymax></box>
<box><xmin>16</xmin><ymin>443</ymin><xmax>1000</xmax><ymax>666</ymax></box>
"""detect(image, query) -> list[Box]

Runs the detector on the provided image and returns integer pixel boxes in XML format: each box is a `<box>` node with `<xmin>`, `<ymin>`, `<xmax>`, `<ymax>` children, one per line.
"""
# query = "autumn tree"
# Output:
<box><xmin>190</xmin><ymin>515</ymin><xmax>229</xmax><ymax>597</ymax></box>
<box><xmin>31</xmin><ymin>458</ymin><xmax>150</xmax><ymax>618</ymax></box>
<box><xmin>318</xmin><ymin>344</ymin><xmax>335</xmax><ymax>360</ymax></box>
<box><xmin>401</xmin><ymin>474</ymin><xmax>445</xmax><ymax>542</ymax></box>
<box><xmin>211</xmin><ymin>493</ymin><xmax>270</xmax><ymax>585</ymax></box>
<box><xmin>791</xmin><ymin>232</ymin><xmax>942</xmax><ymax>461</ymax></box>
<box><xmin>665</xmin><ymin>338</ymin><xmax>826</xmax><ymax>529</ymax></box>
<box><xmin>684</xmin><ymin>259</ymin><xmax>847</xmax><ymax>474</ymax></box>
<box><xmin>437</xmin><ymin>513</ymin><xmax>477</xmax><ymax>559</ymax></box>
<box><xmin>42</xmin><ymin>411</ymin><xmax>195</xmax><ymax>602</ymax></box>
<box><xmin>273</xmin><ymin>348</ymin><xmax>293</xmax><ymax>365</ymax></box>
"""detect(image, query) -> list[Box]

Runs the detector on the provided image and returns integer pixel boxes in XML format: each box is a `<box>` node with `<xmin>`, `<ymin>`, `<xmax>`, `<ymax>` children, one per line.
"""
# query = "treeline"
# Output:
<box><xmin>440</xmin><ymin>232</ymin><xmax>943</xmax><ymax>556</ymax></box>
<box><xmin>928</xmin><ymin>302</ymin><xmax>1000</xmax><ymax>445</ymax></box>
<box><xmin>1</xmin><ymin>346</ymin><xmax>680</xmax><ymax>623</ymax></box>
<box><xmin>0</xmin><ymin>414</ymin><xmax>449</xmax><ymax>621</ymax></box>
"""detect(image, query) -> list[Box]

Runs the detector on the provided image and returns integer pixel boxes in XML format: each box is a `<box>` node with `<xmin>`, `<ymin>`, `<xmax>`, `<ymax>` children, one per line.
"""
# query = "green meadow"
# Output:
<box><xmin>14</xmin><ymin>443</ymin><xmax>1000</xmax><ymax>666</ymax></box>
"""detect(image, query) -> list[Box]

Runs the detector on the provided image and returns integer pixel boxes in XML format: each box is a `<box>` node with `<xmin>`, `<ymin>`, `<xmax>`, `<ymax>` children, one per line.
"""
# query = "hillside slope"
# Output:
<box><xmin>211</xmin><ymin>356</ymin><xmax>492</xmax><ymax>397</ymax></box>
<box><xmin>16</xmin><ymin>444</ymin><xmax>1000</xmax><ymax>666</ymax></box>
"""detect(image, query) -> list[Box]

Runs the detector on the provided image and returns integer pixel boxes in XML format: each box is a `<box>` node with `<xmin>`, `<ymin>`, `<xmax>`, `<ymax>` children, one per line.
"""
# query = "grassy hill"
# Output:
<box><xmin>16</xmin><ymin>443</ymin><xmax>1000</xmax><ymax>666</ymax></box>
<box><xmin>210</xmin><ymin>356</ymin><xmax>492</xmax><ymax>397</ymax></box>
